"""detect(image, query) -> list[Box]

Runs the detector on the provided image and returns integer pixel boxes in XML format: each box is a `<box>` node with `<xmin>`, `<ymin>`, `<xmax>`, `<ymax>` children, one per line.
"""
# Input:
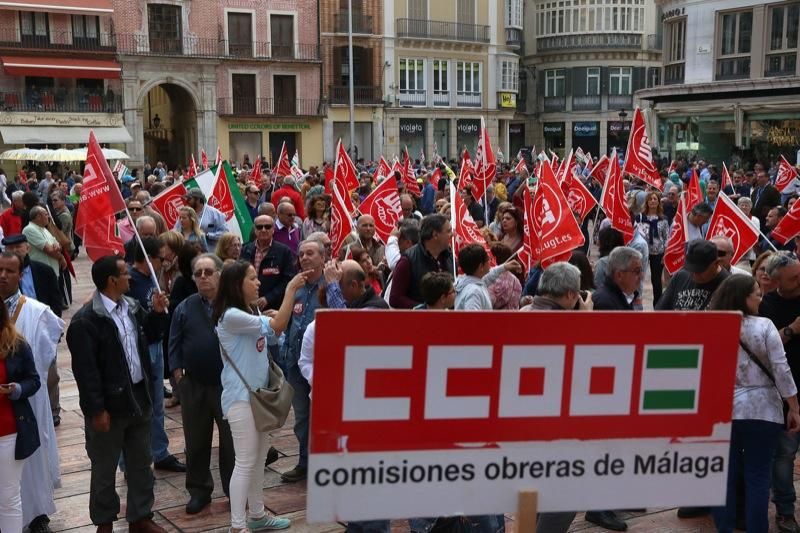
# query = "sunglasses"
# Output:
<box><xmin>193</xmin><ymin>268</ymin><xmax>217</xmax><ymax>278</ymax></box>
<box><xmin>130</xmin><ymin>207</ymin><xmax>143</xmax><ymax>212</ymax></box>
<box><xmin>255</xmin><ymin>224</ymin><xmax>273</xmax><ymax>230</ymax></box>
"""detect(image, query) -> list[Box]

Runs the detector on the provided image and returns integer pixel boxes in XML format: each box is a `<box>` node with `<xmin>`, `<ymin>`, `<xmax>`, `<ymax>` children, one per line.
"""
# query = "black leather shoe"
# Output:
<box><xmin>585</xmin><ymin>510</ymin><xmax>628</xmax><ymax>531</ymax></box>
<box><xmin>154</xmin><ymin>455</ymin><xmax>186</xmax><ymax>472</ymax></box>
<box><xmin>28</xmin><ymin>515</ymin><xmax>53</xmax><ymax>533</ymax></box>
<box><xmin>280</xmin><ymin>464</ymin><xmax>307</xmax><ymax>482</ymax></box>
<box><xmin>677</xmin><ymin>506</ymin><xmax>710</xmax><ymax>518</ymax></box>
<box><xmin>265</xmin><ymin>446</ymin><xmax>279</xmax><ymax>467</ymax></box>
<box><xmin>185</xmin><ymin>496</ymin><xmax>211</xmax><ymax>515</ymax></box>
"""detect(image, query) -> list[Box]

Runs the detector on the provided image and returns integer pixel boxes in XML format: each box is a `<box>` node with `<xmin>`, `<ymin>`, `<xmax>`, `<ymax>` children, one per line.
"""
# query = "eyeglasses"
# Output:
<box><xmin>130</xmin><ymin>207</ymin><xmax>143</xmax><ymax>212</ymax></box>
<box><xmin>255</xmin><ymin>224</ymin><xmax>273</xmax><ymax>230</ymax></box>
<box><xmin>717</xmin><ymin>250</ymin><xmax>732</xmax><ymax>257</ymax></box>
<box><xmin>193</xmin><ymin>268</ymin><xmax>217</xmax><ymax>278</ymax></box>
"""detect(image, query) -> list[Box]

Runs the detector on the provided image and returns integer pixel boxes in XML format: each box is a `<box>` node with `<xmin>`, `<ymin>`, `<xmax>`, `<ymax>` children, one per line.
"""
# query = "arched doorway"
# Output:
<box><xmin>141</xmin><ymin>83</ymin><xmax>197</xmax><ymax>169</ymax></box>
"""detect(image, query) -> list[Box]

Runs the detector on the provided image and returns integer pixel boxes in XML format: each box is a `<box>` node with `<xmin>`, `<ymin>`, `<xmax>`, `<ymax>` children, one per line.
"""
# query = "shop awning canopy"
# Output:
<box><xmin>0</xmin><ymin>0</ymin><xmax>112</xmax><ymax>15</ymax></box>
<box><xmin>1</xmin><ymin>56</ymin><xmax>120</xmax><ymax>79</ymax></box>
<box><xmin>0</xmin><ymin>125</ymin><xmax>132</xmax><ymax>144</ymax></box>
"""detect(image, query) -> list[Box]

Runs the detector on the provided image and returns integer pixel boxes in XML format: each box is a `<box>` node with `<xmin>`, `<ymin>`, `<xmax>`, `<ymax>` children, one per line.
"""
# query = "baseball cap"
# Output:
<box><xmin>684</xmin><ymin>239</ymin><xmax>718</xmax><ymax>273</ymax></box>
<box><xmin>183</xmin><ymin>187</ymin><xmax>206</xmax><ymax>201</ymax></box>
<box><xmin>1</xmin><ymin>234</ymin><xmax>26</xmax><ymax>246</ymax></box>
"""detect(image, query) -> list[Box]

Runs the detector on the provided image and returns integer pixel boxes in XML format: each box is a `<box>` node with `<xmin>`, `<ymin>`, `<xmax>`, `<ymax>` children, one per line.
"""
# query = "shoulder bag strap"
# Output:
<box><xmin>205</xmin><ymin>305</ymin><xmax>255</xmax><ymax>394</ymax></box>
<box><xmin>739</xmin><ymin>338</ymin><xmax>777</xmax><ymax>386</ymax></box>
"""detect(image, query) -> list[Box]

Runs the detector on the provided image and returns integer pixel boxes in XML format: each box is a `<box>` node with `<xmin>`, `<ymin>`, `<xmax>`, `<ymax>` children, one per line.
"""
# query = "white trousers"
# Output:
<box><xmin>0</xmin><ymin>433</ymin><xmax>25</xmax><ymax>532</ymax></box>
<box><xmin>227</xmin><ymin>401</ymin><xmax>269</xmax><ymax>529</ymax></box>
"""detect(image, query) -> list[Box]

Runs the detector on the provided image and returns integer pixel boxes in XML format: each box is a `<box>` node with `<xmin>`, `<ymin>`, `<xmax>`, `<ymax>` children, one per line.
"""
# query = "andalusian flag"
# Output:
<box><xmin>184</xmin><ymin>161</ymin><xmax>253</xmax><ymax>240</ymax></box>
<box><xmin>640</xmin><ymin>347</ymin><xmax>702</xmax><ymax>414</ymax></box>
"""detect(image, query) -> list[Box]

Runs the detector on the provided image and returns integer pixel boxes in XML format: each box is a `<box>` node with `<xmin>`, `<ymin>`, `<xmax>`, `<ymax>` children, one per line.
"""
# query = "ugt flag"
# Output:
<box><xmin>705</xmin><ymin>192</ymin><xmax>759</xmax><ymax>265</ymax></box>
<box><xmin>151</xmin><ymin>182</ymin><xmax>188</xmax><ymax>229</ymax></box>
<box><xmin>358</xmin><ymin>174</ymin><xmax>402</xmax><ymax>245</ymax></box>
<box><xmin>184</xmin><ymin>161</ymin><xmax>253</xmax><ymax>240</ymax></box>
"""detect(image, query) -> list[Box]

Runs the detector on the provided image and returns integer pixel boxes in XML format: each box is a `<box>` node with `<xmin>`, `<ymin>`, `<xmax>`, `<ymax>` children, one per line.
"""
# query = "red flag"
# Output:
<box><xmin>600</xmin><ymin>149</ymin><xmax>634</xmax><ymax>244</ymax></box>
<box><xmin>391</xmin><ymin>157</ymin><xmax>403</xmax><ymax>177</ymax></box>
<box><xmin>472</xmin><ymin>117</ymin><xmax>496</xmax><ymax>200</ymax></box>
<box><xmin>589</xmin><ymin>154</ymin><xmax>610</xmax><ymax>185</ymax></box>
<box><xmin>514</xmin><ymin>157</ymin><xmax>527</xmax><ymax>175</ymax></box>
<box><xmin>451</xmin><ymin>187</ymin><xmax>495</xmax><ymax>266</ymax></box>
<box><xmin>458</xmin><ymin>150</ymin><xmax>475</xmax><ymax>192</ymax></box>
<box><xmin>187</xmin><ymin>154</ymin><xmax>198</xmax><ymax>178</ymax></box>
<box><xmin>373</xmin><ymin>157</ymin><xmax>392</xmax><ymax>183</ymax></box>
<box><xmin>74</xmin><ymin>131</ymin><xmax>126</xmax><ymax>261</ymax></box>
<box><xmin>664</xmin><ymin>194</ymin><xmax>688</xmax><ymax>274</ymax></box>
<box><xmin>772</xmin><ymin>195</ymin><xmax>800</xmax><ymax>244</ymax></box>
<box><xmin>622</xmin><ymin>107</ymin><xmax>662</xmax><ymax>189</ymax></box>
<box><xmin>686</xmin><ymin>169</ymin><xmax>704</xmax><ymax>211</ymax></box>
<box><xmin>549</xmin><ymin>150</ymin><xmax>559</xmax><ymax>170</ymax></box>
<box><xmin>775</xmin><ymin>155</ymin><xmax>799</xmax><ymax>193</ymax></box>
<box><xmin>402</xmin><ymin>148</ymin><xmax>422</xmax><ymax>197</ymax></box>
<box><xmin>201</xmin><ymin>149</ymin><xmax>209</xmax><ymax>170</ymax></box>
<box><xmin>215</xmin><ymin>146</ymin><xmax>222</xmax><ymax>167</ymax></box>
<box><xmin>335</xmin><ymin>140</ymin><xmax>360</xmax><ymax>191</ymax></box>
<box><xmin>208</xmin><ymin>164</ymin><xmax>235</xmax><ymax>219</ymax></box>
<box><xmin>516</xmin><ymin>184</ymin><xmax>538</xmax><ymax>270</ymax></box>
<box><xmin>151</xmin><ymin>182</ymin><xmax>188</xmax><ymax>229</ymax></box>
<box><xmin>720</xmin><ymin>162</ymin><xmax>732</xmax><ymax>192</ymax></box>
<box><xmin>430</xmin><ymin>167</ymin><xmax>443</xmax><ymax>189</ymax></box>
<box><xmin>275</xmin><ymin>142</ymin><xmax>292</xmax><ymax>178</ymax></box>
<box><xmin>324</xmin><ymin>165</ymin><xmax>334</xmax><ymax>194</ymax></box>
<box><xmin>533</xmin><ymin>160</ymin><xmax>585</xmax><ymax>266</ymax></box>
<box><xmin>358</xmin><ymin>172</ymin><xmax>402</xmax><ymax>245</ymax></box>
<box><xmin>668</xmin><ymin>160</ymin><xmax>677</xmax><ymax>175</ymax></box>
<box><xmin>332</xmin><ymin>169</ymin><xmax>355</xmax><ymax>215</ymax></box>
<box><xmin>705</xmin><ymin>191</ymin><xmax>760</xmax><ymax>265</ymax></box>
<box><xmin>329</xmin><ymin>179</ymin><xmax>354</xmax><ymax>259</ymax></box>
<box><xmin>565</xmin><ymin>174</ymin><xmax>599</xmax><ymax>223</ymax></box>
<box><xmin>250</xmin><ymin>155</ymin><xmax>262</xmax><ymax>187</ymax></box>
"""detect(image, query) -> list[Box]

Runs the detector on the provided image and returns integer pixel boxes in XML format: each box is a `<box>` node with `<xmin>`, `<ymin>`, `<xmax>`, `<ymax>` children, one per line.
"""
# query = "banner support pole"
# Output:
<box><xmin>517</xmin><ymin>489</ymin><xmax>538</xmax><ymax>533</ymax></box>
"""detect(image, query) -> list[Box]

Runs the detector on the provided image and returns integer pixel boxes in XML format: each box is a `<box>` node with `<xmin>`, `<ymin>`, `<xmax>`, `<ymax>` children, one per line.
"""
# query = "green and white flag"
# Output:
<box><xmin>184</xmin><ymin>160</ymin><xmax>253</xmax><ymax>241</ymax></box>
<box><xmin>640</xmin><ymin>346</ymin><xmax>702</xmax><ymax>414</ymax></box>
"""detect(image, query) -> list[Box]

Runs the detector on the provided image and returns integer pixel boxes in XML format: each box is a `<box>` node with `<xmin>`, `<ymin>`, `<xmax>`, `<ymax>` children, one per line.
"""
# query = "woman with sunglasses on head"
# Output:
<box><xmin>177</xmin><ymin>206</ymin><xmax>208</xmax><ymax>252</ymax></box>
<box><xmin>212</xmin><ymin>261</ymin><xmax>308</xmax><ymax>533</ymax></box>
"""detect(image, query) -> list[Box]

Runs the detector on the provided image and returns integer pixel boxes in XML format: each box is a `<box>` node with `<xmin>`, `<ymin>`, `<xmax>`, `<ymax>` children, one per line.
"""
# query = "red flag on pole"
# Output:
<box><xmin>334</xmin><ymin>139</ymin><xmax>360</xmax><ymax>191</ymax></box>
<box><xmin>589</xmin><ymin>154</ymin><xmax>610</xmax><ymax>185</ymax></box>
<box><xmin>516</xmin><ymin>184</ymin><xmax>538</xmax><ymax>270</ymax></box>
<box><xmin>548</xmin><ymin>149</ymin><xmax>560</xmax><ymax>170</ymax></box>
<box><xmin>329</xmin><ymin>178</ymin><xmax>354</xmax><ymax>259</ymax></box>
<box><xmin>250</xmin><ymin>155</ymin><xmax>262</xmax><ymax>187</ymax></box>
<box><xmin>705</xmin><ymin>191</ymin><xmax>760</xmax><ymax>265</ymax></box>
<box><xmin>622</xmin><ymin>107</ymin><xmax>662</xmax><ymax>190</ymax></box>
<box><xmin>402</xmin><ymin>148</ymin><xmax>422</xmax><ymax>197</ymax></box>
<box><xmin>775</xmin><ymin>155</ymin><xmax>799</xmax><ymax>193</ymax></box>
<box><xmin>457</xmin><ymin>150</ymin><xmax>475</xmax><ymax>192</ymax></box>
<box><xmin>772</xmin><ymin>196</ymin><xmax>800</xmax><ymax>244</ymax></box>
<box><xmin>75</xmin><ymin>131</ymin><xmax>126</xmax><ymax>261</ymax></box>
<box><xmin>565</xmin><ymin>174</ymin><xmax>599</xmax><ymax>223</ymax></box>
<box><xmin>187</xmin><ymin>154</ymin><xmax>198</xmax><ymax>178</ymax></box>
<box><xmin>214</xmin><ymin>146</ymin><xmax>222</xmax><ymax>167</ymax></box>
<box><xmin>514</xmin><ymin>157</ymin><xmax>527</xmax><ymax>175</ymax></box>
<box><xmin>533</xmin><ymin>160</ymin><xmax>585</xmax><ymax>267</ymax></box>
<box><xmin>201</xmin><ymin>149</ymin><xmax>209</xmax><ymax>170</ymax></box>
<box><xmin>471</xmin><ymin>117</ymin><xmax>496</xmax><ymax>200</ymax></box>
<box><xmin>686</xmin><ymin>169</ymin><xmax>704</xmax><ymax>211</ymax></box>
<box><xmin>373</xmin><ymin>157</ymin><xmax>392</xmax><ymax>183</ymax></box>
<box><xmin>430</xmin><ymin>167</ymin><xmax>443</xmax><ymax>189</ymax></box>
<box><xmin>274</xmin><ymin>142</ymin><xmax>292</xmax><ymax>178</ymax></box>
<box><xmin>324</xmin><ymin>165</ymin><xmax>334</xmax><ymax>194</ymax></box>
<box><xmin>600</xmin><ymin>149</ymin><xmax>634</xmax><ymax>244</ymax></box>
<box><xmin>150</xmin><ymin>182</ymin><xmax>188</xmax><ymax>229</ymax></box>
<box><xmin>358</xmin><ymin>172</ymin><xmax>402</xmax><ymax>245</ymax></box>
<box><xmin>451</xmin><ymin>187</ymin><xmax>495</xmax><ymax>266</ymax></box>
<box><xmin>664</xmin><ymin>194</ymin><xmax>688</xmax><ymax>274</ymax></box>
<box><xmin>720</xmin><ymin>162</ymin><xmax>732</xmax><ymax>192</ymax></box>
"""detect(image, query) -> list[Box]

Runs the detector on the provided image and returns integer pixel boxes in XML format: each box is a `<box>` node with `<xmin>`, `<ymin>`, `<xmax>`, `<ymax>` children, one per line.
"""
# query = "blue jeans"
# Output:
<box><xmin>772</xmin><ymin>428</ymin><xmax>800</xmax><ymax>516</ymax></box>
<box><xmin>148</xmin><ymin>342</ymin><xmax>170</xmax><ymax>463</ymax></box>
<box><xmin>713</xmin><ymin>419</ymin><xmax>782</xmax><ymax>532</ymax></box>
<box><xmin>285</xmin><ymin>364</ymin><xmax>310</xmax><ymax>468</ymax></box>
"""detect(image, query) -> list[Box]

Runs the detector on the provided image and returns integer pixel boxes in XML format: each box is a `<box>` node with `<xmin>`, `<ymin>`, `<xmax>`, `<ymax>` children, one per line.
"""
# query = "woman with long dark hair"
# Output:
<box><xmin>0</xmin><ymin>298</ymin><xmax>40</xmax><ymax>532</ymax></box>
<box><xmin>709</xmin><ymin>275</ymin><xmax>800</xmax><ymax>532</ymax></box>
<box><xmin>635</xmin><ymin>191</ymin><xmax>669</xmax><ymax>303</ymax></box>
<box><xmin>212</xmin><ymin>261</ymin><xmax>307</xmax><ymax>533</ymax></box>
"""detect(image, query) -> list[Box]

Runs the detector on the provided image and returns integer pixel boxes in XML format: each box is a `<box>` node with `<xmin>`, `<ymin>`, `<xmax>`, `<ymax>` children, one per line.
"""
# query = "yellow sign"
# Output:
<box><xmin>499</xmin><ymin>93</ymin><xmax>517</xmax><ymax>108</ymax></box>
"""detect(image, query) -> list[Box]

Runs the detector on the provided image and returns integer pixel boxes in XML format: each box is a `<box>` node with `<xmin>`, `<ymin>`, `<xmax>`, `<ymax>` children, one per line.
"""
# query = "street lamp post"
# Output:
<box><xmin>347</xmin><ymin>0</ymin><xmax>355</xmax><ymax>157</ymax></box>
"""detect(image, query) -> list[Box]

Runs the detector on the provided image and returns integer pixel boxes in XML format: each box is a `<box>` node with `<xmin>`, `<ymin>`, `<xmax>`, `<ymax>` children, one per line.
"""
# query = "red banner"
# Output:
<box><xmin>151</xmin><ymin>182</ymin><xmax>188</xmax><ymax>229</ymax></box>
<box><xmin>452</xmin><ymin>189</ymin><xmax>494</xmax><ymax>266</ymax></box>
<box><xmin>686</xmin><ymin>169</ymin><xmax>704</xmax><ymax>212</ymax></box>
<box><xmin>201</xmin><ymin>149</ymin><xmax>209</xmax><ymax>170</ymax></box>
<box><xmin>187</xmin><ymin>154</ymin><xmax>198</xmax><ymax>178</ymax></box>
<box><xmin>533</xmin><ymin>160</ymin><xmax>585</xmax><ymax>266</ymax></box>
<box><xmin>402</xmin><ymin>149</ymin><xmax>422</xmax><ymax>197</ymax></box>
<box><xmin>373</xmin><ymin>157</ymin><xmax>392</xmax><ymax>183</ymax></box>
<box><xmin>358</xmin><ymin>174</ymin><xmax>402</xmax><ymax>245</ymax></box>
<box><xmin>720</xmin><ymin>162</ymin><xmax>731</xmax><ymax>192</ymax></box>
<box><xmin>622</xmin><ymin>108</ymin><xmax>662</xmax><ymax>189</ymax></box>
<box><xmin>600</xmin><ymin>150</ymin><xmax>634</xmax><ymax>244</ymax></box>
<box><xmin>250</xmin><ymin>155</ymin><xmax>262</xmax><ymax>187</ymax></box>
<box><xmin>329</xmin><ymin>182</ymin><xmax>354</xmax><ymax>259</ymax></box>
<box><xmin>589</xmin><ymin>154</ymin><xmax>609</xmax><ymax>186</ymax></box>
<box><xmin>471</xmin><ymin>117</ymin><xmax>496</xmax><ymax>200</ymax></box>
<box><xmin>275</xmin><ymin>141</ymin><xmax>292</xmax><ymax>178</ymax></box>
<box><xmin>771</xmin><ymin>193</ymin><xmax>800</xmax><ymax>244</ymax></box>
<box><xmin>664</xmin><ymin>194</ymin><xmax>688</xmax><ymax>274</ymax></box>
<box><xmin>775</xmin><ymin>155</ymin><xmax>799</xmax><ymax>193</ymax></box>
<box><xmin>705</xmin><ymin>191</ymin><xmax>760</xmax><ymax>265</ymax></box>
<box><xmin>516</xmin><ymin>184</ymin><xmax>538</xmax><ymax>270</ymax></box>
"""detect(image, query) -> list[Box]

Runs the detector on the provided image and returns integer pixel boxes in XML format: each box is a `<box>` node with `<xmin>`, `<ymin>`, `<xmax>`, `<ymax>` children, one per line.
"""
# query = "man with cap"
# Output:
<box><xmin>271</xmin><ymin>176</ymin><xmax>305</xmax><ymax>219</ymax></box>
<box><xmin>656</xmin><ymin>239</ymin><xmax>729</xmax><ymax>312</ymax></box>
<box><xmin>175</xmin><ymin>188</ymin><xmax>229</xmax><ymax>250</ymax></box>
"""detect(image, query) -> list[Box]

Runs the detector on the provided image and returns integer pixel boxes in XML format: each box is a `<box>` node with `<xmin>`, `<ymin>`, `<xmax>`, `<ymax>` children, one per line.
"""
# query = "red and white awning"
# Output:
<box><xmin>0</xmin><ymin>0</ymin><xmax>112</xmax><ymax>15</ymax></box>
<box><xmin>1</xmin><ymin>56</ymin><xmax>120</xmax><ymax>79</ymax></box>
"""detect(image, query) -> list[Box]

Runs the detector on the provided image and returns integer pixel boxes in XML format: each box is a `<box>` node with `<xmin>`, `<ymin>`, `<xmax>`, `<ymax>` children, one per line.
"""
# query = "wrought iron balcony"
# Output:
<box><xmin>116</xmin><ymin>34</ymin><xmax>320</xmax><ymax>60</ymax></box>
<box><xmin>217</xmin><ymin>97</ymin><xmax>322</xmax><ymax>116</ymax></box>
<box><xmin>0</xmin><ymin>30</ymin><xmax>115</xmax><ymax>52</ymax></box>
<box><xmin>572</xmin><ymin>95</ymin><xmax>601</xmax><ymax>111</ymax></box>
<box><xmin>399</xmin><ymin>89</ymin><xmax>426</xmax><ymax>106</ymax></box>
<box><xmin>329</xmin><ymin>85</ymin><xmax>383</xmax><ymax>105</ymax></box>
<box><xmin>664</xmin><ymin>63</ymin><xmax>685</xmax><ymax>85</ymax></box>
<box><xmin>433</xmin><ymin>90</ymin><xmax>450</xmax><ymax>106</ymax></box>
<box><xmin>1</xmin><ymin>89</ymin><xmax>121</xmax><ymax>113</ymax></box>
<box><xmin>334</xmin><ymin>12</ymin><xmax>374</xmax><ymax>34</ymax></box>
<box><xmin>506</xmin><ymin>27</ymin><xmax>523</xmax><ymax>48</ymax></box>
<box><xmin>608</xmin><ymin>94</ymin><xmax>633</xmax><ymax>109</ymax></box>
<box><xmin>396</xmin><ymin>18</ymin><xmax>490</xmax><ymax>43</ymax></box>
<box><xmin>543</xmin><ymin>96</ymin><xmax>566</xmax><ymax>112</ymax></box>
<box><xmin>537</xmin><ymin>33</ymin><xmax>641</xmax><ymax>52</ymax></box>
<box><xmin>456</xmin><ymin>91</ymin><xmax>481</xmax><ymax>107</ymax></box>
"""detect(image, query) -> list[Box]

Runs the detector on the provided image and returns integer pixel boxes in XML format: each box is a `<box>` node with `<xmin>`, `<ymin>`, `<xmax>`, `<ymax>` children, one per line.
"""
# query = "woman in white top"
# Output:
<box><xmin>212</xmin><ymin>261</ymin><xmax>308</xmax><ymax>533</ymax></box>
<box><xmin>709</xmin><ymin>274</ymin><xmax>800</xmax><ymax>533</ymax></box>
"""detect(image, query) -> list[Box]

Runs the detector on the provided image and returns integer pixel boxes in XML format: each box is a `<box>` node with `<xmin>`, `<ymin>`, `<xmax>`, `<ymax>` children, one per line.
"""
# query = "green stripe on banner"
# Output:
<box><xmin>646</xmin><ymin>349</ymin><xmax>699</xmax><ymax>369</ymax></box>
<box><xmin>642</xmin><ymin>390</ymin><xmax>695</xmax><ymax>410</ymax></box>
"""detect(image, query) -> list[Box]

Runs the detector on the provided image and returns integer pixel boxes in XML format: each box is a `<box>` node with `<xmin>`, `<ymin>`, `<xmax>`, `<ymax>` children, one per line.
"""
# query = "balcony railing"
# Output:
<box><xmin>217</xmin><ymin>97</ymin><xmax>322</xmax><ymax>116</ymax></box>
<box><xmin>334</xmin><ymin>12</ymin><xmax>374</xmax><ymax>34</ymax></box>
<box><xmin>399</xmin><ymin>89</ymin><xmax>426</xmax><ymax>106</ymax></box>
<box><xmin>433</xmin><ymin>90</ymin><xmax>450</xmax><ymax>106</ymax></box>
<box><xmin>608</xmin><ymin>94</ymin><xmax>633</xmax><ymax>109</ymax></box>
<box><xmin>572</xmin><ymin>95</ymin><xmax>601</xmax><ymax>111</ymax></box>
<box><xmin>396</xmin><ymin>18</ymin><xmax>490</xmax><ymax>43</ymax></box>
<box><xmin>765</xmin><ymin>53</ymin><xmax>797</xmax><ymax>77</ymax></box>
<box><xmin>0</xmin><ymin>30</ymin><xmax>115</xmax><ymax>52</ymax></box>
<box><xmin>537</xmin><ymin>33</ymin><xmax>641</xmax><ymax>51</ymax></box>
<box><xmin>664</xmin><ymin>63</ymin><xmax>685</xmax><ymax>85</ymax></box>
<box><xmin>543</xmin><ymin>96</ymin><xmax>565</xmax><ymax>112</ymax></box>
<box><xmin>116</xmin><ymin>34</ymin><xmax>320</xmax><ymax>60</ymax></box>
<box><xmin>646</xmin><ymin>33</ymin><xmax>663</xmax><ymax>51</ymax></box>
<box><xmin>456</xmin><ymin>91</ymin><xmax>481</xmax><ymax>107</ymax></box>
<box><xmin>1</xmin><ymin>89</ymin><xmax>122</xmax><ymax>113</ymax></box>
<box><xmin>329</xmin><ymin>85</ymin><xmax>383</xmax><ymax>105</ymax></box>
<box><xmin>506</xmin><ymin>27</ymin><xmax>523</xmax><ymax>48</ymax></box>
<box><xmin>716</xmin><ymin>57</ymin><xmax>750</xmax><ymax>80</ymax></box>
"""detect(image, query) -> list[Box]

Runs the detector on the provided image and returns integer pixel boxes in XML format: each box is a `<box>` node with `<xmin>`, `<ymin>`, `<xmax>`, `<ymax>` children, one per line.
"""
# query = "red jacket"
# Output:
<box><xmin>0</xmin><ymin>208</ymin><xmax>23</xmax><ymax>237</ymax></box>
<box><xmin>272</xmin><ymin>185</ymin><xmax>305</xmax><ymax>219</ymax></box>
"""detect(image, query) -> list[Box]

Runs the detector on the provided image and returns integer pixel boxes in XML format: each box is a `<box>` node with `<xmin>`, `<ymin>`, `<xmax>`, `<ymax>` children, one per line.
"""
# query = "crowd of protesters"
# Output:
<box><xmin>3</xmin><ymin>150</ymin><xmax>800</xmax><ymax>533</ymax></box>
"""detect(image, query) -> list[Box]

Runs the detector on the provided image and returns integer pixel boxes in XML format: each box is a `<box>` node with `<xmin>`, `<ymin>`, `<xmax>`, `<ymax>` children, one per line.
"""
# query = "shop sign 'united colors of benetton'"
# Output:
<box><xmin>307</xmin><ymin>311</ymin><xmax>741</xmax><ymax>522</ymax></box>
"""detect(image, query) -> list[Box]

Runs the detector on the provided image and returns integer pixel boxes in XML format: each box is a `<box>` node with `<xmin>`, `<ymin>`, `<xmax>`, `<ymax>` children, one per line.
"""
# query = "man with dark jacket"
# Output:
<box><xmin>752</xmin><ymin>170</ymin><xmax>781</xmax><ymax>228</ymax></box>
<box><xmin>240</xmin><ymin>214</ymin><xmax>296</xmax><ymax>311</ymax></box>
<box><xmin>66</xmin><ymin>256</ymin><xmax>169</xmax><ymax>533</ymax></box>
<box><xmin>592</xmin><ymin>247</ymin><xmax>644</xmax><ymax>311</ymax></box>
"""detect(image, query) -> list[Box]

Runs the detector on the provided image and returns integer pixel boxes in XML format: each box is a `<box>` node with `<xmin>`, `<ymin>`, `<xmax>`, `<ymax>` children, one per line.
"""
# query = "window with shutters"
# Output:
<box><xmin>408</xmin><ymin>0</ymin><xmax>427</xmax><ymax>20</ymax></box>
<box><xmin>587</xmin><ymin>67</ymin><xmax>600</xmax><ymax>95</ymax></box>
<box><xmin>766</xmin><ymin>4</ymin><xmax>799</xmax><ymax>76</ymax></box>
<box><xmin>399</xmin><ymin>58</ymin><xmax>425</xmax><ymax>105</ymax></box>
<box><xmin>664</xmin><ymin>18</ymin><xmax>686</xmax><ymax>84</ymax></box>
<box><xmin>148</xmin><ymin>4</ymin><xmax>182</xmax><ymax>54</ymax></box>
<box><xmin>500</xmin><ymin>60</ymin><xmax>519</xmax><ymax>92</ymax></box>
<box><xmin>227</xmin><ymin>12</ymin><xmax>253</xmax><ymax>57</ymax></box>
<box><xmin>506</xmin><ymin>0</ymin><xmax>523</xmax><ymax>28</ymax></box>
<box><xmin>433</xmin><ymin>60</ymin><xmax>449</xmax><ymax>106</ymax></box>
<box><xmin>544</xmin><ymin>69</ymin><xmax>565</xmax><ymax>97</ymax></box>
<box><xmin>19</xmin><ymin>11</ymin><xmax>48</xmax><ymax>45</ymax></box>
<box><xmin>270</xmin><ymin>14</ymin><xmax>294</xmax><ymax>59</ymax></box>
<box><xmin>717</xmin><ymin>10</ymin><xmax>752</xmax><ymax>80</ymax></box>
<box><xmin>72</xmin><ymin>15</ymin><xmax>99</xmax><ymax>43</ymax></box>
<box><xmin>232</xmin><ymin>73</ymin><xmax>257</xmax><ymax>114</ymax></box>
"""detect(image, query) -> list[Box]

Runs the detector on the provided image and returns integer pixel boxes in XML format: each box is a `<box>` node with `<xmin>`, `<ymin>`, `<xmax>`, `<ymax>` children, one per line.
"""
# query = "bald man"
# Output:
<box><xmin>339</xmin><ymin>214</ymin><xmax>385</xmax><ymax>267</ymax></box>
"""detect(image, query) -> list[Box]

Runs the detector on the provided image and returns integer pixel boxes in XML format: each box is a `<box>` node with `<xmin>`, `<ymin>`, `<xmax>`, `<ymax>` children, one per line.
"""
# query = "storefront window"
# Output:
<box><xmin>748</xmin><ymin>118</ymin><xmax>800</xmax><ymax>162</ymax></box>
<box><xmin>660</xmin><ymin>116</ymin><xmax>735</xmax><ymax>164</ymax></box>
<box><xmin>400</xmin><ymin>118</ymin><xmax>425</xmax><ymax>162</ymax></box>
<box><xmin>434</xmin><ymin>119</ymin><xmax>449</xmax><ymax>161</ymax></box>
<box><xmin>457</xmin><ymin>119</ymin><xmax>480</xmax><ymax>156</ymax></box>
<box><xmin>510</xmin><ymin>123</ymin><xmax>525</xmax><ymax>158</ymax></box>
<box><xmin>606</xmin><ymin>120</ymin><xmax>630</xmax><ymax>156</ymax></box>
<box><xmin>543</xmin><ymin>122</ymin><xmax>565</xmax><ymax>151</ymax></box>
<box><xmin>229</xmin><ymin>132</ymin><xmax>262</xmax><ymax>168</ymax></box>
<box><xmin>571</xmin><ymin>121</ymin><xmax>599</xmax><ymax>157</ymax></box>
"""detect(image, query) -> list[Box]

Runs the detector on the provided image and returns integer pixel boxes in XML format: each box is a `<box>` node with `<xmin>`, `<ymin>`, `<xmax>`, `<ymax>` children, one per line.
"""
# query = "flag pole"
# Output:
<box><xmin>449</xmin><ymin>182</ymin><xmax>457</xmax><ymax>278</ymax></box>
